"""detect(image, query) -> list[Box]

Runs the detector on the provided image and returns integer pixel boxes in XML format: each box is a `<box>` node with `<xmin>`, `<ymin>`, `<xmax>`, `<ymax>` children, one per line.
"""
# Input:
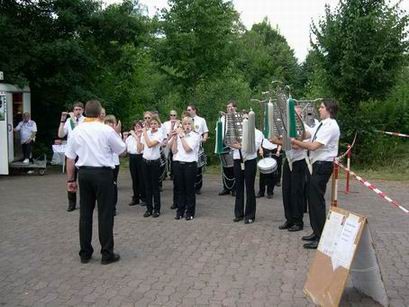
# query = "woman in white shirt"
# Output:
<box><xmin>139</xmin><ymin>115</ymin><xmax>164</xmax><ymax>218</ymax></box>
<box><xmin>168</xmin><ymin>117</ymin><xmax>201</xmax><ymax>220</ymax></box>
<box><xmin>126</xmin><ymin>120</ymin><xmax>146</xmax><ymax>207</ymax></box>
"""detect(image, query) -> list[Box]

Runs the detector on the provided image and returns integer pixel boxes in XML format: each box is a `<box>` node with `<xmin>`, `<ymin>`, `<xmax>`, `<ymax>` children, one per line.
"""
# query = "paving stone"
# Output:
<box><xmin>0</xmin><ymin>172</ymin><xmax>408</xmax><ymax>306</ymax></box>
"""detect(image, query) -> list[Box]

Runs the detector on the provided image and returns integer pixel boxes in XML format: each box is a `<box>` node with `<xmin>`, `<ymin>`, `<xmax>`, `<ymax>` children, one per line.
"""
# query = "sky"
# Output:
<box><xmin>105</xmin><ymin>0</ymin><xmax>409</xmax><ymax>62</ymax></box>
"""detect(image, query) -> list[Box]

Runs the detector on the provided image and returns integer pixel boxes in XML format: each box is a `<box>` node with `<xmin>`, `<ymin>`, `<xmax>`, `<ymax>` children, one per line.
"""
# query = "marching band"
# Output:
<box><xmin>62</xmin><ymin>96</ymin><xmax>340</xmax><ymax>263</ymax></box>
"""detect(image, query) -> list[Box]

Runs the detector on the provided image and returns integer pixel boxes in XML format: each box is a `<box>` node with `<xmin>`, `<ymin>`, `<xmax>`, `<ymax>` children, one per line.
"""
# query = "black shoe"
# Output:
<box><xmin>170</xmin><ymin>204</ymin><xmax>177</xmax><ymax>209</ymax></box>
<box><xmin>196</xmin><ymin>190</ymin><xmax>201</xmax><ymax>195</ymax></box>
<box><xmin>185</xmin><ymin>216</ymin><xmax>194</xmax><ymax>221</ymax></box>
<box><xmin>152</xmin><ymin>212</ymin><xmax>160</xmax><ymax>218</ymax></box>
<box><xmin>244</xmin><ymin>219</ymin><xmax>254</xmax><ymax>224</ymax></box>
<box><xmin>143</xmin><ymin>211</ymin><xmax>152</xmax><ymax>217</ymax></box>
<box><xmin>278</xmin><ymin>221</ymin><xmax>293</xmax><ymax>230</ymax></box>
<box><xmin>288</xmin><ymin>224</ymin><xmax>303</xmax><ymax>232</ymax></box>
<box><xmin>218</xmin><ymin>189</ymin><xmax>230</xmax><ymax>196</ymax></box>
<box><xmin>233</xmin><ymin>217</ymin><xmax>243</xmax><ymax>222</ymax></box>
<box><xmin>128</xmin><ymin>200</ymin><xmax>137</xmax><ymax>206</ymax></box>
<box><xmin>266</xmin><ymin>193</ymin><xmax>273</xmax><ymax>199</ymax></box>
<box><xmin>80</xmin><ymin>256</ymin><xmax>92</xmax><ymax>264</ymax></box>
<box><xmin>67</xmin><ymin>206</ymin><xmax>76</xmax><ymax>212</ymax></box>
<box><xmin>175</xmin><ymin>215</ymin><xmax>183</xmax><ymax>220</ymax></box>
<box><xmin>302</xmin><ymin>233</ymin><xmax>319</xmax><ymax>241</ymax></box>
<box><xmin>101</xmin><ymin>253</ymin><xmax>120</xmax><ymax>265</ymax></box>
<box><xmin>231</xmin><ymin>191</ymin><xmax>236</xmax><ymax>197</ymax></box>
<box><xmin>303</xmin><ymin>241</ymin><xmax>319</xmax><ymax>249</ymax></box>
<box><xmin>256</xmin><ymin>192</ymin><xmax>264</xmax><ymax>198</ymax></box>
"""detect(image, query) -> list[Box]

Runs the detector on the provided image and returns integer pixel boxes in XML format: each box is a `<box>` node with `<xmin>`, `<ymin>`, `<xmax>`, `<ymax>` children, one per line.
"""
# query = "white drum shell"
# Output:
<box><xmin>257</xmin><ymin>157</ymin><xmax>278</xmax><ymax>174</ymax></box>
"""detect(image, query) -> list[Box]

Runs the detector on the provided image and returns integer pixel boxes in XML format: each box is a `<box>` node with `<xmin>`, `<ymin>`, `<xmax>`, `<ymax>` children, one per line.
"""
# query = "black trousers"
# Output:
<box><xmin>174</xmin><ymin>161</ymin><xmax>197</xmax><ymax>217</ymax></box>
<box><xmin>78</xmin><ymin>167</ymin><xmax>115</xmax><ymax>259</ymax></box>
<box><xmin>129</xmin><ymin>154</ymin><xmax>145</xmax><ymax>203</ymax></box>
<box><xmin>22</xmin><ymin>141</ymin><xmax>33</xmax><ymax>160</ymax></box>
<box><xmin>195</xmin><ymin>166</ymin><xmax>203</xmax><ymax>192</ymax></box>
<box><xmin>113</xmin><ymin>165</ymin><xmax>120</xmax><ymax>209</ymax></box>
<box><xmin>308</xmin><ymin>161</ymin><xmax>333</xmax><ymax>238</ymax></box>
<box><xmin>143</xmin><ymin>158</ymin><xmax>161</xmax><ymax>213</ymax></box>
<box><xmin>222</xmin><ymin>166</ymin><xmax>235</xmax><ymax>192</ymax></box>
<box><xmin>282</xmin><ymin>159</ymin><xmax>307</xmax><ymax>226</ymax></box>
<box><xmin>67</xmin><ymin>159</ymin><xmax>78</xmax><ymax>208</ymax></box>
<box><xmin>233</xmin><ymin>158</ymin><xmax>257</xmax><ymax>220</ymax></box>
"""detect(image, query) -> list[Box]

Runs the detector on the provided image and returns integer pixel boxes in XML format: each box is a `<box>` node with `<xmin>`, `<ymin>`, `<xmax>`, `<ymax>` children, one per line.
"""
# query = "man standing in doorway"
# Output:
<box><xmin>14</xmin><ymin>112</ymin><xmax>37</xmax><ymax>164</ymax></box>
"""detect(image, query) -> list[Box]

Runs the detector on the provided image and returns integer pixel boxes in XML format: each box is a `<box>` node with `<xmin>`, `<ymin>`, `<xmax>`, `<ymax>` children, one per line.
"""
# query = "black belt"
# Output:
<box><xmin>175</xmin><ymin>161</ymin><xmax>196</xmax><ymax>165</ymax></box>
<box><xmin>79</xmin><ymin>166</ymin><xmax>112</xmax><ymax>170</ymax></box>
<box><xmin>143</xmin><ymin>158</ymin><xmax>160</xmax><ymax>164</ymax></box>
<box><xmin>313</xmin><ymin>161</ymin><xmax>333</xmax><ymax>166</ymax></box>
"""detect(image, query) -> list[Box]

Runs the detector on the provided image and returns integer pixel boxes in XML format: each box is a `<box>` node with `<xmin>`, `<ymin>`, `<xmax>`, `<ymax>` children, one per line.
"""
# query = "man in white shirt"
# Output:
<box><xmin>186</xmin><ymin>105</ymin><xmax>208</xmax><ymax>194</ymax></box>
<box><xmin>58</xmin><ymin>101</ymin><xmax>85</xmax><ymax>212</ymax></box>
<box><xmin>65</xmin><ymin>100</ymin><xmax>126</xmax><ymax>265</ymax></box>
<box><xmin>291</xmin><ymin>100</ymin><xmax>340</xmax><ymax>249</ymax></box>
<box><xmin>14</xmin><ymin>112</ymin><xmax>37</xmax><ymax>164</ymax></box>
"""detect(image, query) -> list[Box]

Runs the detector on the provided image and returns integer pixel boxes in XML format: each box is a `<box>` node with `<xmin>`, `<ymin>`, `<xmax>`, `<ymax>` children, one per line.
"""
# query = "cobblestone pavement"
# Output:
<box><xmin>0</xmin><ymin>168</ymin><xmax>408</xmax><ymax>307</ymax></box>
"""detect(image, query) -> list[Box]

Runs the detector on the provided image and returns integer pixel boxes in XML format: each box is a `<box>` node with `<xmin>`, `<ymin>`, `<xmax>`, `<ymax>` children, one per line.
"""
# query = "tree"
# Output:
<box><xmin>311</xmin><ymin>0</ymin><xmax>408</xmax><ymax>105</ymax></box>
<box><xmin>235</xmin><ymin>19</ymin><xmax>302</xmax><ymax>96</ymax></box>
<box><xmin>158</xmin><ymin>0</ymin><xmax>240</xmax><ymax>90</ymax></box>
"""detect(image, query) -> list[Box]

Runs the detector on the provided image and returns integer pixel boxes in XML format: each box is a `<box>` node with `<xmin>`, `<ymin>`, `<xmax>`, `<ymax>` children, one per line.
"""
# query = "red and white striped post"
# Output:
<box><xmin>331</xmin><ymin>160</ymin><xmax>339</xmax><ymax>207</ymax></box>
<box><xmin>345</xmin><ymin>144</ymin><xmax>351</xmax><ymax>194</ymax></box>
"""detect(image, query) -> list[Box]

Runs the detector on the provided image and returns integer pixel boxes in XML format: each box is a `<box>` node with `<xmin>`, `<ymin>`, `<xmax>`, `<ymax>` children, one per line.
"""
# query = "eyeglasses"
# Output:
<box><xmin>170</xmin><ymin>114</ymin><xmax>177</xmax><ymax>117</ymax></box>
<box><xmin>144</xmin><ymin>117</ymin><xmax>151</xmax><ymax>119</ymax></box>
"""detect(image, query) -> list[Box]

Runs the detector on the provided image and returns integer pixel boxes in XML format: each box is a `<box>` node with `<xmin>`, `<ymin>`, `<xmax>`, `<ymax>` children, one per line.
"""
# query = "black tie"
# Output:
<box><xmin>308</xmin><ymin>122</ymin><xmax>323</xmax><ymax>157</ymax></box>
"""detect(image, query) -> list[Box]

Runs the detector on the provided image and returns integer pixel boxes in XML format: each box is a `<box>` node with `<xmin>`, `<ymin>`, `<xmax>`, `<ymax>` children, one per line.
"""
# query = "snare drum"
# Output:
<box><xmin>197</xmin><ymin>146</ymin><xmax>207</xmax><ymax>168</ymax></box>
<box><xmin>257</xmin><ymin>157</ymin><xmax>278</xmax><ymax>174</ymax></box>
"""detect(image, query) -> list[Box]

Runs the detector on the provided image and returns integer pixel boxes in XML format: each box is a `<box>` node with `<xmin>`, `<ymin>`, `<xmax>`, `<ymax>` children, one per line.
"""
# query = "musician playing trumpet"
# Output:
<box><xmin>168</xmin><ymin>117</ymin><xmax>201</xmax><ymax>220</ymax></box>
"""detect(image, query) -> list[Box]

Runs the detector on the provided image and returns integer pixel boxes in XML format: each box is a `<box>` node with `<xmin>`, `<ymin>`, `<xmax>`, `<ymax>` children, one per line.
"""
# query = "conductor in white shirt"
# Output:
<box><xmin>65</xmin><ymin>100</ymin><xmax>126</xmax><ymax>264</ymax></box>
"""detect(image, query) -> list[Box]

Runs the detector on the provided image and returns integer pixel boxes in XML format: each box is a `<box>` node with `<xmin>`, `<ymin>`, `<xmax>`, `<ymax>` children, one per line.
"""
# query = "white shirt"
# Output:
<box><xmin>173</xmin><ymin>132</ymin><xmax>201</xmax><ymax>162</ymax></box>
<box><xmin>62</xmin><ymin>115</ymin><xmax>85</xmax><ymax>139</ymax></box>
<box><xmin>113</xmin><ymin>153</ymin><xmax>120</xmax><ymax>166</ymax></box>
<box><xmin>125</xmin><ymin>135</ymin><xmax>139</xmax><ymax>154</ymax></box>
<box><xmin>141</xmin><ymin>129</ymin><xmax>164</xmax><ymax>160</ymax></box>
<box><xmin>232</xmin><ymin>129</ymin><xmax>264</xmax><ymax>161</ymax></box>
<box><xmin>65</xmin><ymin>121</ymin><xmax>126</xmax><ymax>168</ymax></box>
<box><xmin>261</xmin><ymin>138</ymin><xmax>277</xmax><ymax>151</ymax></box>
<box><xmin>310</xmin><ymin>118</ymin><xmax>340</xmax><ymax>164</ymax></box>
<box><xmin>15</xmin><ymin>120</ymin><xmax>37</xmax><ymax>144</ymax></box>
<box><xmin>192</xmin><ymin>115</ymin><xmax>209</xmax><ymax>138</ymax></box>
<box><xmin>162</xmin><ymin>120</ymin><xmax>177</xmax><ymax>137</ymax></box>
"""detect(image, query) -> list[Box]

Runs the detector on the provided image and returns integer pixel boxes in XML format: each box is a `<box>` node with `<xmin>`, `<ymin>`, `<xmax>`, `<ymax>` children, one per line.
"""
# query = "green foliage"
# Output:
<box><xmin>236</xmin><ymin>19</ymin><xmax>302</xmax><ymax>96</ymax></box>
<box><xmin>311</xmin><ymin>0</ymin><xmax>408</xmax><ymax>105</ymax></box>
<box><xmin>158</xmin><ymin>0</ymin><xmax>240</xmax><ymax>88</ymax></box>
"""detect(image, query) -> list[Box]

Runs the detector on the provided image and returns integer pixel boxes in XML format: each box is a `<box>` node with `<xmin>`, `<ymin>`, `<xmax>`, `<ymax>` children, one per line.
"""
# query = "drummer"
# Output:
<box><xmin>257</xmin><ymin>140</ymin><xmax>281</xmax><ymax>199</ymax></box>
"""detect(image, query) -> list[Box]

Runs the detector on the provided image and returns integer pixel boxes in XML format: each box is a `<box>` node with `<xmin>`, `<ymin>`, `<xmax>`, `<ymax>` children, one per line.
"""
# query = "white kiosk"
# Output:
<box><xmin>0</xmin><ymin>82</ymin><xmax>31</xmax><ymax>175</ymax></box>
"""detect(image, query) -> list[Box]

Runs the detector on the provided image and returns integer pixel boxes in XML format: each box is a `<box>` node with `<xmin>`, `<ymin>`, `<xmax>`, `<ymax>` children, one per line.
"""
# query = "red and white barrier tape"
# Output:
<box><xmin>375</xmin><ymin>130</ymin><xmax>409</xmax><ymax>138</ymax></box>
<box><xmin>335</xmin><ymin>161</ymin><xmax>409</xmax><ymax>214</ymax></box>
